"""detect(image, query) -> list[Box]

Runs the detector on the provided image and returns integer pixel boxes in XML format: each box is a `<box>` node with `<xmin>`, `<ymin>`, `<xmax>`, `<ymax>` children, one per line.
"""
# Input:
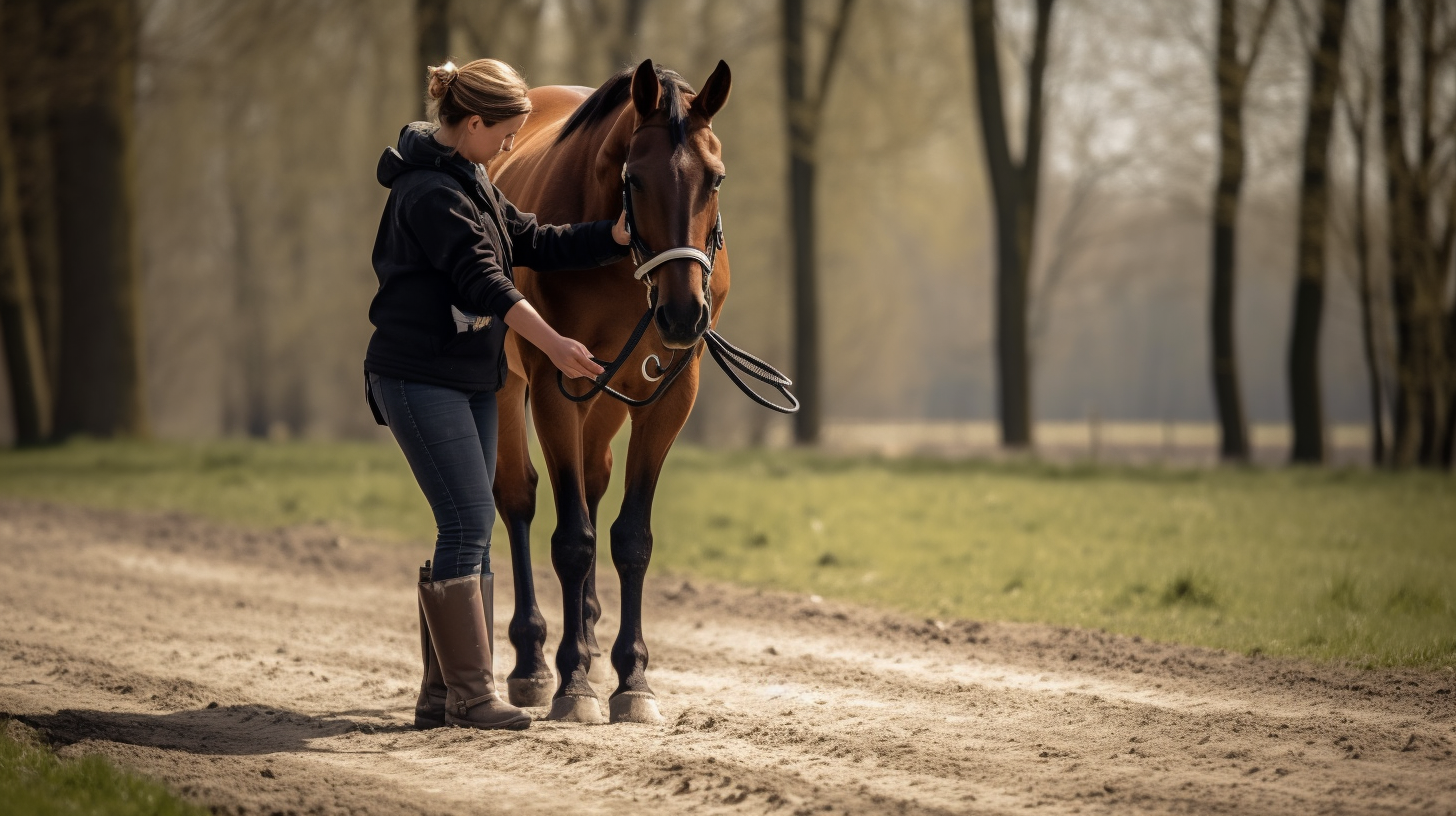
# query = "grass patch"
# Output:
<box><xmin>1160</xmin><ymin>572</ymin><xmax>1217</xmax><ymax>607</ymax></box>
<box><xmin>1</xmin><ymin>439</ymin><xmax>1453</xmax><ymax>668</ymax></box>
<box><xmin>0</xmin><ymin>717</ymin><xmax>206</xmax><ymax>816</ymax></box>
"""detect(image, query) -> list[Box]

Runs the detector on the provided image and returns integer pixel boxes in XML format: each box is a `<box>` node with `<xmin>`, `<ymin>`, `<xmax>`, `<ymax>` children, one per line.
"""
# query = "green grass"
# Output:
<box><xmin>0</xmin><ymin>718</ymin><xmax>207</xmax><ymax>816</ymax></box>
<box><xmin>1</xmin><ymin>439</ymin><xmax>1453</xmax><ymax>668</ymax></box>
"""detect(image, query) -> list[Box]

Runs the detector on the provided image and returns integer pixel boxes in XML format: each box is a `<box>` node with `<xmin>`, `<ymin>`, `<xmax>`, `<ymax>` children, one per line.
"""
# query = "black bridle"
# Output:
<box><xmin>556</xmin><ymin>164</ymin><xmax>798</xmax><ymax>413</ymax></box>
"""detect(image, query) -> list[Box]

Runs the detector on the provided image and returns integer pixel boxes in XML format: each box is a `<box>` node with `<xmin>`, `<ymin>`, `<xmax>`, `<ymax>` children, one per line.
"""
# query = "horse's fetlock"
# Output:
<box><xmin>612</xmin><ymin>637</ymin><xmax>650</xmax><ymax>668</ymax></box>
<box><xmin>508</xmin><ymin>613</ymin><xmax>547</xmax><ymax>648</ymax></box>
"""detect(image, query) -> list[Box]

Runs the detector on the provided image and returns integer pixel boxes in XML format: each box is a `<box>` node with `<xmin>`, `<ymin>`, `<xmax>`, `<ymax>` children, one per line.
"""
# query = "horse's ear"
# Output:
<box><xmin>631</xmin><ymin>58</ymin><xmax>660</xmax><ymax>120</ymax></box>
<box><xmin>693</xmin><ymin>60</ymin><xmax>731</xmax><ymax>120</ymax></box>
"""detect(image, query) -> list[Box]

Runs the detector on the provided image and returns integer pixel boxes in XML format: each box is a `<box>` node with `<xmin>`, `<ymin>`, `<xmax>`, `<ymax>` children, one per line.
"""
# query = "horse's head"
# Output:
<box><xmin>620</xmin><ymin>59</ymin><xmax>731</xmax><ymax>350</ymax></box>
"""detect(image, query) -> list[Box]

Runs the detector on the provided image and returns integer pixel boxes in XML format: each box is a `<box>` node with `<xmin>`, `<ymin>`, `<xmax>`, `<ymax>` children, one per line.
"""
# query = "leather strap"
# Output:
<box><xmin>631</xmin><ymin>246</ymin><xmax>714</xmax><ymax>281</ymax></box>
<box><xmin>456</xmin><ymin>693</ymin><xmax>496</xmax><ymax>715</ymax></box>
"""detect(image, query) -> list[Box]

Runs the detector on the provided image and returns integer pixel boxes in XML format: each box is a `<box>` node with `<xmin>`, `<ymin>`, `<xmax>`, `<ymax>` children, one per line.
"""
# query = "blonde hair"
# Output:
<box><xmin>426</xmin><ymin>59</ymin><xmax>532</xmax><ymax>127</ymax></box>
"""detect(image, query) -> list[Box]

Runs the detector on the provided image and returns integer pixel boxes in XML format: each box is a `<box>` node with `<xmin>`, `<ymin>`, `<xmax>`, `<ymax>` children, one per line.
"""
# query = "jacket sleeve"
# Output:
<box><xmin>405</xmin><ymin>185</ymin><xmax>524</xmax><ymax>320</ymax></box>
<box><xmin>499</xmin><ymin>195</ymin><xmax>629</xmax><ymax>272</ymax></box>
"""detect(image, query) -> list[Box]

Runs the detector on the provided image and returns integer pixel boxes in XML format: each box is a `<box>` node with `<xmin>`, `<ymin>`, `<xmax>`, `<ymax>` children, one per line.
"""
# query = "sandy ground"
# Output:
<box><xmin>0</xmin><ymin>499</ymin><xmax>1453</xmax><ymax>815</ymax></box>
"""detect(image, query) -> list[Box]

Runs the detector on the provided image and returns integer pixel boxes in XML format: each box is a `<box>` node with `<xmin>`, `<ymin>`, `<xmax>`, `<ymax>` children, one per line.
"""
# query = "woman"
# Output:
<box><xmin>364</xmin><ymin>59</ymin><xmax>628</xmax><ymax>732</ymax></box>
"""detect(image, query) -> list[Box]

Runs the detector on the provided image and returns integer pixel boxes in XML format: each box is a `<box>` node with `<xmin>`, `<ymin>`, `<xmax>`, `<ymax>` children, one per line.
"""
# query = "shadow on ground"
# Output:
<box><xmin>15</xmin><ymin>705</ymin><xmax>406</xmax><ymax>755</ymax></box>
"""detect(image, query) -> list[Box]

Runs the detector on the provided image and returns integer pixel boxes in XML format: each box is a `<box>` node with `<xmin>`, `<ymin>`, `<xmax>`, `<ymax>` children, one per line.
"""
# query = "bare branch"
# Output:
<box><xmin>812</xmin><ymin>0</ymin><xmax>856</xmax><ymax>118</ymax></box>
<box><xmin>1243</xmin><ymin>0</ymin><xmax>1282</xmax><ymax>73</ymax></box>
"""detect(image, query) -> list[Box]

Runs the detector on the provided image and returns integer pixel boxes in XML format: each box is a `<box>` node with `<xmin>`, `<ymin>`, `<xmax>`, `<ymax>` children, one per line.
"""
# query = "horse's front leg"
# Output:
<box><xmin>607</xmin><ymin>383</ymin><xmax>698</xmax><ymax>724</ymax></box>
<box><xmin>492</xmin><ymin>367</ymin><xmax>555</xmax><ymax>707</ymax></box>
<box><xmin>530</xmin><ymin>391</ymin><xmax>609</xmax><ymax>723</ymax></box>
<box><xmin>582</xmin><ymin>400</ymin><xmax>629</xmax><ymax>685</ymax></box>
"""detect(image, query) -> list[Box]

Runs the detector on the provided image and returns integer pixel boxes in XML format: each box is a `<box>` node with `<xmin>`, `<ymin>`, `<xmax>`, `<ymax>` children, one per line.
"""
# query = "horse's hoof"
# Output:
<box><xmin>547</xmin><ymin>694</ymin><xmax>605</xmax><ymax>723</ymax></box>
<box><xmin>608</xmin><ymin>691</ymin><xmax>664</xmax><ymax>724</ymax></box>
<box><xmin>507</xmin><ymin>676</ymin><xmax>555</xmax><ymax>708</ymax></box>
<box><xmin>587</xmin><ymin>653</ymin><xmax>613</xmax><ymax>684</ymax></box>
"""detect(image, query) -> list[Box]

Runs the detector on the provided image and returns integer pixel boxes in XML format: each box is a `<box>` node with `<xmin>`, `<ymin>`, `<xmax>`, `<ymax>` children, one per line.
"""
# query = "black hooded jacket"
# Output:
<box><xmin>364</xmin><ymin>122</ymin><xmax>626</xmax><ymax>392</ymax></box>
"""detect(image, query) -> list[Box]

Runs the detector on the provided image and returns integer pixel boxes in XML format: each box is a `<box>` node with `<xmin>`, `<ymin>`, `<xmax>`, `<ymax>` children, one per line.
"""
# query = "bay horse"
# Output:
<box><xmin>486</xmin><ymin>59</ymin><xmax>732</xmax><ymax>723</ymax></box>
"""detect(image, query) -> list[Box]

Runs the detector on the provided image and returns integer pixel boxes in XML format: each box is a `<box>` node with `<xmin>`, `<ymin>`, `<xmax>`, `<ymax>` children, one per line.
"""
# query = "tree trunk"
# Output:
<box><xmin>609</xmin><ymin>0</ymin><xmax>645</xmax><ymax>71</ymax></box>
<box><xmin>1382</xmin><ymin>0</ymin><xmax>1421</xmax><ymax>468</ymax></box>
<box><xmin>0</xmin><ymin>69</ymin><xmax>52</xmax><ymax>444</ymax></box>
<box><xmin>968</xmin><ymin>0</ymin><xmax>1054</xmax><ymax>450</ymax></box>
<box><xmin>1287</xmin><ymin>0</ymin><xmax>1349</xmax><ymax>464</ymax></box>
<box><xmin>1210</xmin><ymin>0</ymin><xmax>1252</xmax><ymax>462</ymax></box>
<box><xmin>0</xmin><ymin>0</ymin><xmax>62</xmax><ymax>393</ymax></box>
<box><xmin>782</xmin><ymin>0</ymin><xmax>853</xmax><ymax>445</ymax></box>
<box><xmin>1348</xmin><ymin>100</ymin><xmax>1385</xmax><ymax>465</ymax></box>
<box><xmin>48</xmin><ymin>0</ymin><xmax>147</xmax><ymax>439</ymax></box>
<box><xmin>417</xmin><ymin>0</ymin><xmax>449</xmax><ymax>121</ymax></box>
<box><xmin>783</xmin><ymin>0</ymin><xmax>820</xmax><ymax>445</ymax></box>
<box><xmin>1443</xmin><ymin>304</ymin><xmax>1456</xmax><ymax>466</ymax></box>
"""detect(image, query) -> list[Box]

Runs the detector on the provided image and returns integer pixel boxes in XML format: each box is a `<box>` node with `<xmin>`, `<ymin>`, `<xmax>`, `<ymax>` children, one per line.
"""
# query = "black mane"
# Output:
<box><xmin>555</xmin><ymin>65</ymin><xmax>695</xmax><ymax>146</ymax></box>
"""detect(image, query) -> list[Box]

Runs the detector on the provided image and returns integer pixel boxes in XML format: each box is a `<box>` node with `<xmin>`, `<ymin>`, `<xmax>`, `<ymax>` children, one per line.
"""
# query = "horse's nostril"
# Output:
<box><xmin>654</xmin><ymin>303</ymin><xmax>708</xmax><ymax>346</ymax></box>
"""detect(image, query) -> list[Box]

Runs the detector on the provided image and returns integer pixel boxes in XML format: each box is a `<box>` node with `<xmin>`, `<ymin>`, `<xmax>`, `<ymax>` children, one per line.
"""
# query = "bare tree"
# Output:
<box><xmin>782</xmin><ymin>0</ymin><xmax>855</xmax><ymax>445</ymax></box>
<box><xmin>1209</xmin><ymin>0</ymin><xmax>1279</xmax><ymax>463</ymax></box>
<box><xmin>968</xmin><ymin>0</ymin><xmax>1056</xmax><ymax>450</ymax></box>
<box><xmin>1287</xmin><ymin>0</ymin><xmax>1350</xmax><ymax>464</ymax></box>
<box><xmin>49</xmin><ymin>0</ymin><xmax>148</xmax><ymax>439</ymax></box>
<box><xmin>1</xmin><ymin>0</ymin><xmax>61</xmax><ymax>395</ymax></box>
<box><xmin>1381</xmin><ymin>0</ymin><xmax>1456</xmax><ymax>468</ymax></box>
<box><xmin>564</xmin><ymin>0</ymin><xmax>647</xmax><ymax>84</ymax></box>
<box><xmin>417</xmin><ymin>0</ymin><xmax>450</xmax><ymax>119</ymax></box>
<box><xmin>455</xmin><ymin>0</ymin><xmax>548</xmax><ymax>73</ymax></box>
<box><xmin>1335</xmin><ymin>33</ymin><xmax>1387</xmax><ymax>465</ymax></box>
<box><xmin>0</xmin><ymin>71</ymin><xmax>51</xmax><ymax>444</ymax></box>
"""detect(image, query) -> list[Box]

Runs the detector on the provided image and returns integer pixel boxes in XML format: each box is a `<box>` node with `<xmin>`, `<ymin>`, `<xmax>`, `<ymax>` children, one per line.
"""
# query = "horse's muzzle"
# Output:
<box><xmin>654</xmin><ymin>301</ymin><xmax>710</xmax><ymax>349</ymax></box>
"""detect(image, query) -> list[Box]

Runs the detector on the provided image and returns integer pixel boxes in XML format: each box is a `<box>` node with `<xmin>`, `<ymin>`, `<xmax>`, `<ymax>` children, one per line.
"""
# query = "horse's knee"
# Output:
<box><xmin>551</xmin><ymin>524</ymin><xmax>596</xmax><ymax>579</ymax></box>
<box><xmin>495</xmin><ymin>462</ymin><xmax>538</xmax><ymax>520</ymax></box>
<box><xmin>609</xmin><ymin>518</ymin><xmax>653</xmax><ymax>573</ymax></box>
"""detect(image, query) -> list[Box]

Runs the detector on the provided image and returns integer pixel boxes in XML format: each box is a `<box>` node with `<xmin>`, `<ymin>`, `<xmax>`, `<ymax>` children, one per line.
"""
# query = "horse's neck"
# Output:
<box><xmin>570</xmin><ymin>106</ymin><xmax>635</xmax><ymax>221</ymax></box>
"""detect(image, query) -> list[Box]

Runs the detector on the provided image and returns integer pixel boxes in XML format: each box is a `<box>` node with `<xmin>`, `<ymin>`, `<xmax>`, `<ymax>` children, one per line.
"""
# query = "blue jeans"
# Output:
<box><xmin>368</xmin><ymin>372</ymin><xmax>498</xmax><ymax>581</ymax></box>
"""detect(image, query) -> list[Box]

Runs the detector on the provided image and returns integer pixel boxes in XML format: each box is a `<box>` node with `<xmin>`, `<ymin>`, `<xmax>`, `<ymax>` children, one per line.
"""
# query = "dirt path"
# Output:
<box><xmin>0</xmin><ymin>499</ymin><xmax>1452</xmax><ymax>815</ymax></box>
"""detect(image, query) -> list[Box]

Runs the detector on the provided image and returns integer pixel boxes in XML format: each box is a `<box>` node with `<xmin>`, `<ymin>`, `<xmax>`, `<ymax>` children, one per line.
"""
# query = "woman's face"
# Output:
<box><xmin>457</xmin><ymin>113</ymin><xmax>528</xmax><ymax>164</ymax></box>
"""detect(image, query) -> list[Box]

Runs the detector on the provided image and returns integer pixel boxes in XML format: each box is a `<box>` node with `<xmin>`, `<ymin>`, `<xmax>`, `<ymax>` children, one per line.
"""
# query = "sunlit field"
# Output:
<box><xmin>1</xmin><ymin>439</ymin><xmax>1452</xmax><ymax>668</ymax></box>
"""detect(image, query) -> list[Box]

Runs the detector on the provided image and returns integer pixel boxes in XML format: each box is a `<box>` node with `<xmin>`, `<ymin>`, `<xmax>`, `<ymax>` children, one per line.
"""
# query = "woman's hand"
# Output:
<box><xmin>504</xmin><ymin>299</ymin><xmax>605</xmax><ymax>380</ymax></box>
<box><xmin>546</xmin><ymin>335</ymin><xmax>604</xmax><ymax>380</ymax></box>
<box><xmin>612</xmin><ymin>210</ymin><xmax>630</xmax><ymax>246</ymax></box>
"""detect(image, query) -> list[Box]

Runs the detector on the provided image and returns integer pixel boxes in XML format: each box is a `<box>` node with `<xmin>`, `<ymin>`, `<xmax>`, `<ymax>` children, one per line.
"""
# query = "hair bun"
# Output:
<box><xmin>426</xmin><ymin>61</ymin><xmax>459</xmax><ymax>101</ymax></box>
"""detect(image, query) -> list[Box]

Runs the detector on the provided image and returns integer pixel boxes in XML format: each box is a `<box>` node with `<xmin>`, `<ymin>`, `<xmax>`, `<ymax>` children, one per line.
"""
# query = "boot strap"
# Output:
<box><xmin>455</xmin><ymin>693</ymin><xmax>497</xmax><ymax>716</ymax></box>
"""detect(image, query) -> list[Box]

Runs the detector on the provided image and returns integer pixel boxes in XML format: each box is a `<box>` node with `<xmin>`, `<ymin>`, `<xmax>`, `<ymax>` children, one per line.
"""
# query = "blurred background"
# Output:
<box><xmin>0</xmin><ymin>0</ymin><xmax>1451</xmax><ymax>468</ymax></box>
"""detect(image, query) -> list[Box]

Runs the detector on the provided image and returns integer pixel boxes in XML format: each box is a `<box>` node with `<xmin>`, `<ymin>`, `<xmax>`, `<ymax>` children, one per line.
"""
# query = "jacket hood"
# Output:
<box><xmin>376</xmin><ymin>122</ymin><xmax>477</xmax><ymax>188</ymax></box>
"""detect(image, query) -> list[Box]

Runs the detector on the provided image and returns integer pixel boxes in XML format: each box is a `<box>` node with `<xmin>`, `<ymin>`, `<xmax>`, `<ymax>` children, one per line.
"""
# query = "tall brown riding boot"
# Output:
<box><xmin>414</xmin><ymin>562</ymin><xmax>447</xmax><ymax>729</ymax></box>
<box><xmin>418</xmin><ymin>572</ymin><xmax>531</xmax><ymax>731</ymax></box>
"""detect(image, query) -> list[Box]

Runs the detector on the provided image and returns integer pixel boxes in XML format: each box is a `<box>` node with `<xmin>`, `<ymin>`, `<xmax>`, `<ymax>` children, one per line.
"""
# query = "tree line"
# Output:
<box><xmin>0</xmin><ymin>0</ymin><xmax>1451</xmax><ymax>469</ymax></box>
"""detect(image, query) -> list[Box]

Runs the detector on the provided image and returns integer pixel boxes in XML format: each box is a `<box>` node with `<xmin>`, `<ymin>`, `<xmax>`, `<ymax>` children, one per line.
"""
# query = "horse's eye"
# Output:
<box><xmin>712</xmin><ymin>175</ymin><xmax>726</xmax><ymax>190</ymax></box>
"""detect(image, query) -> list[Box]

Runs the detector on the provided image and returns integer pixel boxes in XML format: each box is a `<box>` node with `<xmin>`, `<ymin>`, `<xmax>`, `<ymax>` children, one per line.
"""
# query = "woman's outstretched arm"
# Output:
<box><xmin>503</xmin><ymin>299</ymin><xmax>604</xmax><ymax>380</ymax></box>
<box><xmin>499</xmin><ymin>193</ymin><xmax>631</xmax><ymax>271</ymax></box>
